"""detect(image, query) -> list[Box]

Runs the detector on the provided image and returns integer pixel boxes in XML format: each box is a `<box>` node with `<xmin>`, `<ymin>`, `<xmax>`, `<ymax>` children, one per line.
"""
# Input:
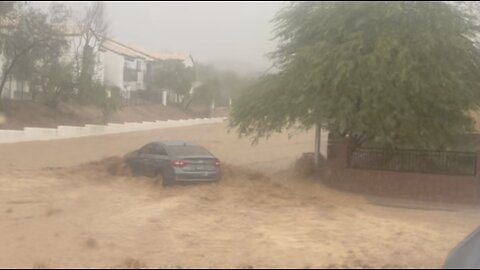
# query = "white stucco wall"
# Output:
<box><xmin>102</xmin><ymin>50</ymin><xmax>124</xmax><ymax>90</ymax></box>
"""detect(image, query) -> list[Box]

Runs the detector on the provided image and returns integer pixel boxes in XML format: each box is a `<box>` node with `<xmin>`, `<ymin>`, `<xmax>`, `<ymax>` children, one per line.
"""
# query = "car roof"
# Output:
<box><xmin>154</xmin><ymin>141</ymin><xmax>197</xmax><ymax>147</ymax></box>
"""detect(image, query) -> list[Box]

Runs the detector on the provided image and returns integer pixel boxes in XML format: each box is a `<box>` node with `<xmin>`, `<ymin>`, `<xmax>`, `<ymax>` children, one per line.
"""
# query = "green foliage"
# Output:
<box><xmin>23</xmin><ymin>3</ymin><xmax>72</xmax><ymax>108</ymax></box>
<box><xmin>76</xmin><ymin>2</ymin><xmax>108</xmax><ymax>100</ymax></box>
<box><xmin>231</xmin><ymin>1</ymin><xmax>480</xmax><ymax>149</ymax></box>
<box><xmin>151</xmin><ymin>59</ymin><xmax>195</xmax><ymax>96</ymax></box>
<box><xmin>100</xmin><ymin>87</ymin><xmax>122</xmax><ymax>123</ymax></box>
<box><xmin>82</xmin><ymin>82</ymin><xmax>121</xmax><ymax>123</ymax></box>
<box><xmin>31</xmin><ymin>62</ymin><xmax>75</xmax><ymax>108</ymax></box>
<box><xmin>2</xmin><ymin>7</ymin><xmax>49</xmax><ymax>74</ymax></box>
<box><xmin>0</xmin><ymin>3</ymin><xmax>71</xmax><ymax>99</ymax></box>
<box><xmin>0</xmin><ymin>2</ymin><xmax>14</xmax><ymax>17</ymax></box>
<box><xmin>0</xmin><ymin>2</ymin><xmax>116</xmax><ymax>119</ymax></box>
<box><xmin>231</xmin><ymin>74</ymin><xmax>300</xmax><ymax>143</ymax></box>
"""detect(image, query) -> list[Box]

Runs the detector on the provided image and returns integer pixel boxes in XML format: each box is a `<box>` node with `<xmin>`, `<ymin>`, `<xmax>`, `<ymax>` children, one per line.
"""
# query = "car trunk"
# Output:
<box><xmin>180</xmin><ymin>156</ymin><xmax>217</xmax><ymax>172</ymax></box>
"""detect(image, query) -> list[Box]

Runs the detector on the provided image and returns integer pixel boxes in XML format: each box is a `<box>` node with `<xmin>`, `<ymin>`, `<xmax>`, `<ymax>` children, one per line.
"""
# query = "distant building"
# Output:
<box><xmin>0</xmin><ymin>23</ymin><xmax>194</xmax><ymax>104</ymax></box>
<box><xmin>99</xmin><ymin>38</ymin><xmax>194</xmax><ymax>102</ymax></box>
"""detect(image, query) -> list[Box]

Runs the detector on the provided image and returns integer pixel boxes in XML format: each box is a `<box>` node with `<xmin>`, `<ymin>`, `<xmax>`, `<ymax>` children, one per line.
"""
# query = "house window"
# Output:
<box><xmin>124</xmin><ymin>67</ymin><xmax>138</xmax><ymax>82</ymax></box>
<box><xmin>136</xmin><ymin>60</ymin><xmax>142</xmax><ymax>71</ymax></box>
<box><xmin>124</xmin><ymin>58</ymin><xmax>136</xmax><ymax>69</ymax></box>
<box><xmin>124</xmin><ymin>58</ymin><xmax>138</xmax><ymax>82</ymax></box>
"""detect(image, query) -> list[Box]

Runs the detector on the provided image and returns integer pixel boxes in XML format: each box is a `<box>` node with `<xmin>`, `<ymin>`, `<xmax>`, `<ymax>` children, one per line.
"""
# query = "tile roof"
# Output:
<box><xmin>101</xmin><ymin>38</ymin><xmax>191</xmax><ymax>62</ymax></box>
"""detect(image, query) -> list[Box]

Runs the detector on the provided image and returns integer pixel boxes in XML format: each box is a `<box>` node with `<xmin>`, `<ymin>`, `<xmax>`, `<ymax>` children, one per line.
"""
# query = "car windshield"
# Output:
<box><xmin>166</xmin><ymin>145</ymin><xmax>212</xmax><ymax>157</ymax></box>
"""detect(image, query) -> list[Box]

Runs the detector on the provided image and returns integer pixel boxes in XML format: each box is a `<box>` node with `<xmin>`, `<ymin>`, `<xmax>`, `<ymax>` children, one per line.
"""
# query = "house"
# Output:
<box><xmin>0</xmin><ymin>22</ymin><xmax>195</xmax><ymax>104</ymax></box>
<box><xmin>99</xmin><ymin>38</ymin><xmax>194</xmax><ymax>103</ymax></box>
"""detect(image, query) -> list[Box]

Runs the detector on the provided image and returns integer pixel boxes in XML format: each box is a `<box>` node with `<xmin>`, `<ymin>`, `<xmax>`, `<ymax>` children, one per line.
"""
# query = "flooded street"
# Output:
<box><xmin>0</xmin><ymin>123</ymin><xmax>478</xmax><ymax>268</ymax></box>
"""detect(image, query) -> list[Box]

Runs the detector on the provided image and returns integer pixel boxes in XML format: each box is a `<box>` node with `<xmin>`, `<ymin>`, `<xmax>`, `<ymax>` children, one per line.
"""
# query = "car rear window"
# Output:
<box><xmin>166</xmin><ymin>145</ymin><xmax>212</xmax><ymax>157</ymax></box>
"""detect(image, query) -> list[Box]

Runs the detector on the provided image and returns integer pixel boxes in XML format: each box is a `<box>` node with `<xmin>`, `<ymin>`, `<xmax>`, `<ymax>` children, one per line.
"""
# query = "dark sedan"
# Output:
<box><xmin>125</xmin><ymin>141</ymin><xmax>221</xmax><ymax>186</ymax></box>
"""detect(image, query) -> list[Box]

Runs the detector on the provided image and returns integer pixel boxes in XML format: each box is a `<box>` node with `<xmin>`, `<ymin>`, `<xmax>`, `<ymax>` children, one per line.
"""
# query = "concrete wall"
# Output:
<box><xmin>0</xmin><ymin>117</ymin><xmax>227</xmax><ymax>144</ymax></box>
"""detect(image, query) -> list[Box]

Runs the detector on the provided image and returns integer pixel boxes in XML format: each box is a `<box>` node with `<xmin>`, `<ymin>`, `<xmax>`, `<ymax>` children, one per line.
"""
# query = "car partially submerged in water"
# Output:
<box><xmin>125</xmin><ymin>141</ymin><xmax>221</xmax><ymax>186</ymax></box>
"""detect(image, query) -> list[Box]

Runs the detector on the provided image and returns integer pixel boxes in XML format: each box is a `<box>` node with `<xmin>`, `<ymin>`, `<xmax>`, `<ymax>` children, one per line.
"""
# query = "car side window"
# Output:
<box><xmin>154</xmin><ymin>145</ymin><xmax>168</xmax><ymax>156</ymax></box>
<box><xmin>139</xmin><ymin>144</ymin><xmax>167</xmax><ymax>156</ymax></box>
<box><xmin>139</xmin><ymin>144</ymin><xmax>156</xmax><ymax>154</ymax></box>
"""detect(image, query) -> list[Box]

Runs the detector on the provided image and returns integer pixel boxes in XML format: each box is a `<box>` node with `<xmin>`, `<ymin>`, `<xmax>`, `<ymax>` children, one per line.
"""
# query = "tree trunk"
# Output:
<box><xmin>0</xmin><ymin>70</ymin><xmax>11</xmax><ymax>99</ymax></box>
<box><xmin>0</xmin><ymin>42</ymin><xmax>40</xmax><ymax>98</ymax></box>
<box><xmin>0</xmin><ymin>60</ymin><xmax>18</xmax><ymax>99</ymax></box>
<box><xmin>183</xmin><ymin>97</ymin><xmax>194</xmax><ymax>111</ymax></box>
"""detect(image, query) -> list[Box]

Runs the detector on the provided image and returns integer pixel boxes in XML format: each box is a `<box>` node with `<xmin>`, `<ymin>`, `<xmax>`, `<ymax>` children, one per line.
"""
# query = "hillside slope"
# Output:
<box><xmin>0</xmin><ymin>101</ymin><xmax>227</xmax><ymax>130</ymax></box>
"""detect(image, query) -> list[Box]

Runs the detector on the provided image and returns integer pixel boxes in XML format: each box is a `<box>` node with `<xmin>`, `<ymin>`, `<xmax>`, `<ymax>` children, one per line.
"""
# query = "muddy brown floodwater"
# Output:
<box><xmin>0</xmin><ymin>123</ymin><xmax>479</xmax><ymax>268</ymax></box>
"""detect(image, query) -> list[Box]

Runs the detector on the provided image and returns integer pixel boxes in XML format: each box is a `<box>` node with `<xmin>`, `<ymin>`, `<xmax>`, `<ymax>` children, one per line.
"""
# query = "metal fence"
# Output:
<box><xmin>349</xmin><ymin>148</ymin><xmax>477</xmax><ymax>176</ymax></box>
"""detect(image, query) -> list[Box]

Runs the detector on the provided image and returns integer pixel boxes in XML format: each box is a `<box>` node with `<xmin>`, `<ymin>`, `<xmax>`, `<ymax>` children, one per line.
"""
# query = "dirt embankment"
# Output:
<box><xmin>0</xmin><ymin>101</ymin><xmax>228</xmax><ymax>130</ymax></box>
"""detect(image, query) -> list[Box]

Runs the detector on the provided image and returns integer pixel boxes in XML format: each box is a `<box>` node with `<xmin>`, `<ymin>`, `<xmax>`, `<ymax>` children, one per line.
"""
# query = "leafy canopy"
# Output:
<box><xmin>230</xmin><ymin>1</ymin><xmax>480</xmax><ymax>148</ymax></box>
<box><xmin>0</xmin><ymin>2</ymin><xmax>14</xmax><ymax>17</ymax></box>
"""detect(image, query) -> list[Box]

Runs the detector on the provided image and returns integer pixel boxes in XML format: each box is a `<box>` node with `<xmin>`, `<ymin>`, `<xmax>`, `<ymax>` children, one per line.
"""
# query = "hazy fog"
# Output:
<box><xmin>33</xmin><ymin>1</ymin><xmax>285</xmax><ymax>74</ymax></box>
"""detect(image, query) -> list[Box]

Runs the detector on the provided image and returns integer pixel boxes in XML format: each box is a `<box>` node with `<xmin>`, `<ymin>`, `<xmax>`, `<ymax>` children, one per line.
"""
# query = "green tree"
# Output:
<box><xmin>0</xmin><ymin>2</ymin><xmax>14</xmax><ymax>17</ymax></box>
<box><xmin>0</xmin><ymin>5</ymin><xmax>68</xmax><ymax>99</ymax></box>
<box><xmin>31</xmin><ymin>62</ymin><xmax>75</xmax><ymax>108</ymax></box>
<box><xmin>75</xmin><ymin>1</ymin><xmax>108</xmax><ymax>101</ymax></box>
<box><xmin>231</xmin><ymin>2</ymin><xmax>480</xmax><ymax>151</ymax></box>
<box><xmin>70</xmin><ymin>2</ymin><xmax>118</xmax><ymax>119</ymax></box>
<box><xmin>89</xmin><ymin>82</ymin><xmax>121</xmax><ymax>123</ymax></box>
<box><xmin>29</xmin><ymin>3</ymin><xmax>72</xmax><ymax>107</ymax></box>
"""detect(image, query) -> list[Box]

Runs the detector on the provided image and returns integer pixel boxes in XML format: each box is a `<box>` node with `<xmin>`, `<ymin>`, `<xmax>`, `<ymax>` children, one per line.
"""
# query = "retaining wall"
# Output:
<box><xmin>0</xmin><ymin>117</ymin><xmax>227</xmax><ymax>144</ymax></box>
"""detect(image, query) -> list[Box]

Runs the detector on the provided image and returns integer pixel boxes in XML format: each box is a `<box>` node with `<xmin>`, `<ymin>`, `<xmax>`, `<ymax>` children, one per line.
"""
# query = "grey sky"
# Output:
<box><xmin>33</xmin><ymin>1</ymin><xmax>285</xmax><ymax>74</ymax></box>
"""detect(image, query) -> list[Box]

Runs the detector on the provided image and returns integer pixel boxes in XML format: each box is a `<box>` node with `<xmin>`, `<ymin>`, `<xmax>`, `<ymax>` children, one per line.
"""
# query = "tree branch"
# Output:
<box><xmin>0</xmin><ymin>40</ymin><xmax>45</xmax><ymax>97</ymax></box>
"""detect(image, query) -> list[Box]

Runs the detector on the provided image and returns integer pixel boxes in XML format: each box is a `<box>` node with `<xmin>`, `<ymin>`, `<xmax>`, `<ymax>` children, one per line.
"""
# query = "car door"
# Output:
<box><xmin>136</xmin><ymin>143</ymin><xmax>157</xmax><ymax>176</ymax></box>
<box><xmin>143</xmin><ymin>144</ymin><xmax>169</xmax><ymax>177</ymax></box>
<box><xmin>154</xmin><ymin>144</ymin><xmax>171</xmax><ymax>177</ymax></box>
<box><xmin>126</xmin><ymin>150</ymin><xmax>142</xmax><ymax>175</ymax></box>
